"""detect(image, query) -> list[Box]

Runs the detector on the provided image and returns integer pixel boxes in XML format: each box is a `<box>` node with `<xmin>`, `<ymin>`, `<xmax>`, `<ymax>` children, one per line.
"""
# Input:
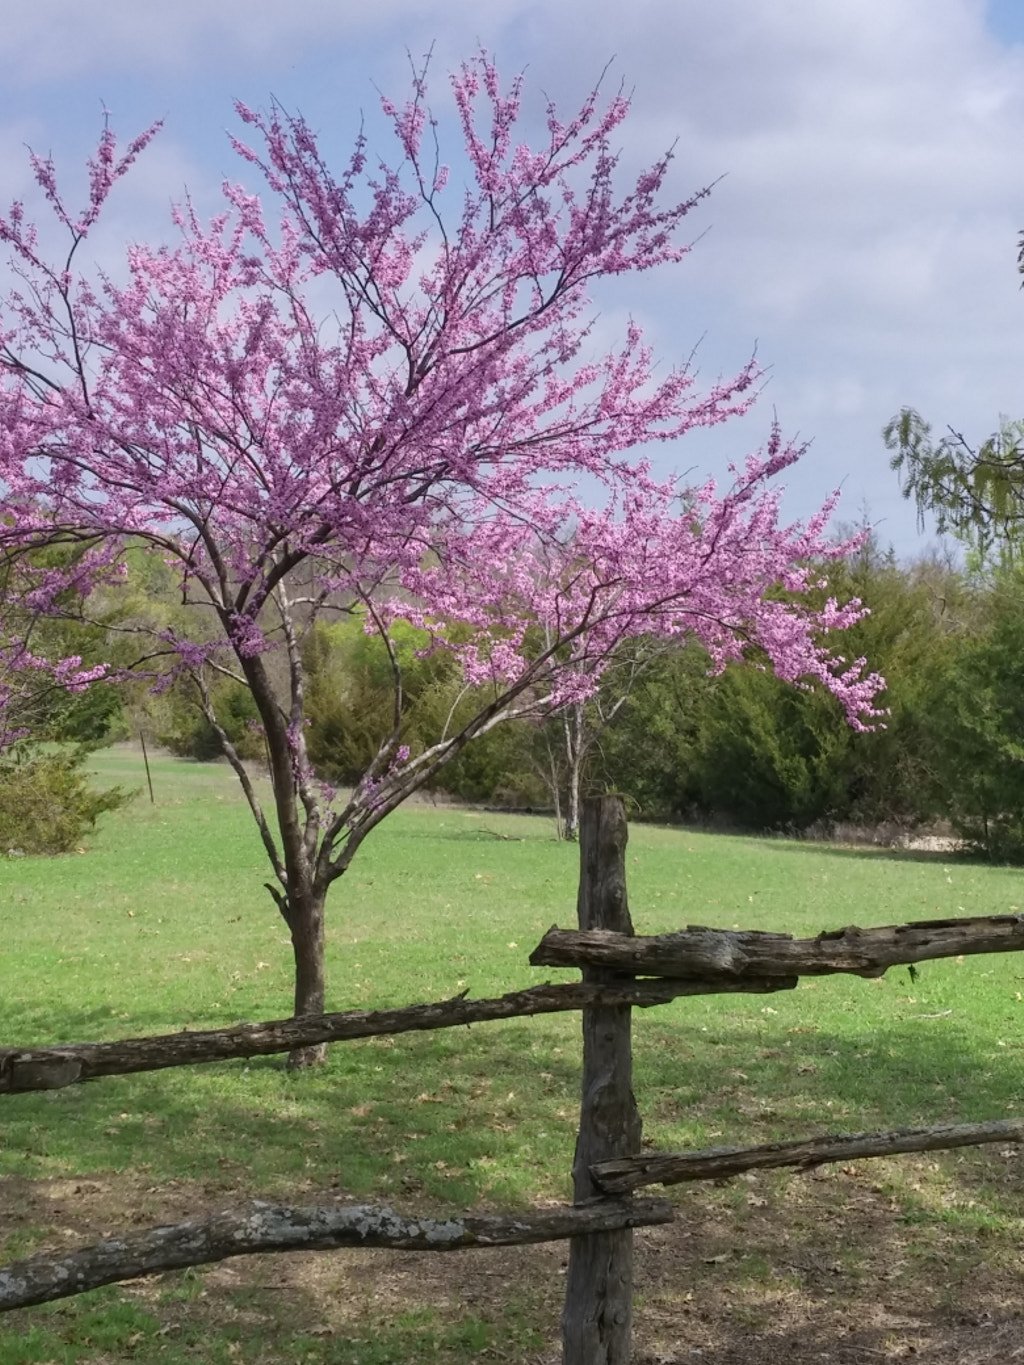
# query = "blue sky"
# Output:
<box><xmin>2</xmin><ymin>0</ymin><xmax>1022</xmax><ymax>556</ymax></box>
<box><xmin>989</xmin><ymin>0</ymin><xmax>1024</xmax><ymax>45</ymax></box>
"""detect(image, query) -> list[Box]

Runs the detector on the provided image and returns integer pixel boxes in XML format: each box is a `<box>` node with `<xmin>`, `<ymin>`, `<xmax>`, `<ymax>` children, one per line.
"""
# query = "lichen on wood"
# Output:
<box><xmin>0</xmin><ymin>1197</ymin><xmax>673</xmax><ymax>1312</ymax></box>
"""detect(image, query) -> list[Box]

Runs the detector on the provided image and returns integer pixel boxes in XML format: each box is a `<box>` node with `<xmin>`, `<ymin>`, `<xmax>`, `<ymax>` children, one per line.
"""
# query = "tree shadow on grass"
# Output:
<box><xmin>3</xmin><ymin>1006</ymin><xmax>1024</xmax><ymax>1364</ymax></box>
<box><xmin>637</xmin><ymin>1008</ymin><xmax>1024</xmax><ymax>1133</ymax></box>
<box><xmin>392</xmin><ymin>824</ymin><xmax>558</xmax><ymax>844</ymax></box>
<box><xmin>761</xmin><ymin>839</ymin><xmax>1004</xmax><ymax>869</ymax></box>
<box><xmin>4</xmin><ymin>1005</ymin><xmax>1022</xmax><ymax>1199</ymax></box>
<box><xmin>0</xmin><ymin>1003</ymin><xmax>210</xmax><ymax>1047</ymax></box>
<box><xmin>0</xmin><ymin>1021</ymin><xmax>582</xmax><ymax>1204</ymax></box>
<box><xmin>0</xmin><ymin>1235</ymin><xmax>558</xmax><ymax>1364</ymax></box>
<box><xmin>2</xmin><ymin>1154</ymin><xmax>1021</xmax><ymax>1365</ymax></box>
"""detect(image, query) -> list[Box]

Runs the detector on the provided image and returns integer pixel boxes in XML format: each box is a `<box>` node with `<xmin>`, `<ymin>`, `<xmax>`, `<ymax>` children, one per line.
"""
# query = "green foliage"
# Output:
<box><xmin>438</xmin><ymin>718</ymin><xmax>548</xmax><ymax>807</ymax></box>
<box><xmin>589</xmin><ymin>645</ymin><xmax>707</xmax><ymax>817</ymax></box>
<box><xmin>157</xmin><ymin>679</ymin><xmax>265</xmax><ymax>763</ymax></box>
<box><xmin>885</xmin><ymin>409</ymin><xmax>1024</xmax><ymax>560</ymax></box>
<box><xmin>1</xmin><ymin>540</ymin><xmax>229</xmax><ymax>753</ymax></box>
<box><xmin>776</xmin><ymin>542</ymin><xmax>969</xmax><ymax>832</ymax></box>
<box><xmin>49</xmin><ymin>679</ymin><xmax>125</xmax><ymax>745</ymax></box>
<box><xmin>688</xmin><ymin>664</ymin><xmax>849</xmax><ymax>829</ymax></box>
<box><xmin>600</xmin><ymin>646</ymin><xmax>864</xmax><ymax>830</ymax></box>
<box><xmin>0</xmin><ymin>542</ymin><xmax>127</xmax><ymax>747</ymax></box>
<box><xmin>0</xmin><ymin>746</ymin><xmax>134</xmax><ymax>854</ymax></box>
<box><xmin>924</xmin><ymin>567</ymin><xmax>1024</xmax><ymax>859</ymax></box>
<box><xmin>884</xmin><ymin>392</ymin><xmax>1024</xmax><ymax>859</ymax></box>
<box><xmin>302</xmin><ymin>617</ymin><xmax>462</xmax><ymax>783</ymax></box>
<box><xmin>596</xmin><ymin>540</ymin><xmax>969</xmax><ymax>834</ymax></box>
<box><xmin>302</xmin><ymin>615</ymin><xmax>548</xmax><ymax>804</ymax></box>
<box><xmin>18</xmin><ymin>532</ymin><xmax>1024</xmax><ymax>857</ymax></box>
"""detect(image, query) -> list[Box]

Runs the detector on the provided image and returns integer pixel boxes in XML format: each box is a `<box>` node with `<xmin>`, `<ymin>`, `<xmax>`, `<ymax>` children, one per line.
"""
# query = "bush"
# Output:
<box><xmin>0</xmin><ymin>747</ymin><xmax>135</xmax><ymax>855</ymax></box>
<box><xmin>925</xmin><ymin>569</ymin><xmax>1024</xmax><ymax>861</ymax></box>
<box><xmin>156</xmin><ymin>680</ymin><xmax>266</xmax><ymax>763</ymax></box>
<box><xmin>304</xmin><ymin>617</ymin><xmax>471</xmax><ymax>785</ymax></box>
<box><xmin>596</xmin><ymin>544</ymin><xmax>967</xmax><ymax>833</ymax></box>
<box><xmin>439</xmin><ymin>719</ymin><xmax>549</xmax><ymax>807</ymax></box>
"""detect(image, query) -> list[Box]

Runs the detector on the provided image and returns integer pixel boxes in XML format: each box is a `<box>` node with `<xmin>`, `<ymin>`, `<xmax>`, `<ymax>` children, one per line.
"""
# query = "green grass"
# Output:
<box><xmin>3</xmin><ymin>746</ymin><xmax>1024</xmax><ymax>1360</ymax></box>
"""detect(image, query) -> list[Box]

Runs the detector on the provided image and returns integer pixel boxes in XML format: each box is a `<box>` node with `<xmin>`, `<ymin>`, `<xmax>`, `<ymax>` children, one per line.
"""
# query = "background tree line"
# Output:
<box><xmin>13</xmin><ymin>528</ymin><xmax>1024</xmax><ymax>863</ymax></box>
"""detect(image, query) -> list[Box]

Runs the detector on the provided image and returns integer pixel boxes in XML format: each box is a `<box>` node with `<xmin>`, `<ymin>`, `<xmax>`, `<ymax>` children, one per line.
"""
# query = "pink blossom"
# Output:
<box><xmin>0</xmin><ymin>55</ymin><xmax>884</xmax><ymax>975</ymax></box>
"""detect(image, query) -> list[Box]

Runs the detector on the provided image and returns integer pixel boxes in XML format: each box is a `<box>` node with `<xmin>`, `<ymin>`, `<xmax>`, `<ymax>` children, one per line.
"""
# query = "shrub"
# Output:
<box><xmin>0</xmin><ymin>747</ymin><xmax>135</xmax><ymax>855</ymax></box>
<box><xmin>156</xmin><ymin>680</ymin><xmax>266</xmax><ymax>763</ymax></box>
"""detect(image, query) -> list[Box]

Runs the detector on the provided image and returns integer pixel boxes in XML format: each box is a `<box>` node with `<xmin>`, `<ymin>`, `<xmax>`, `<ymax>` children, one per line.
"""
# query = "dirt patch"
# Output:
<box><xmin>3</xmin><ymin>1162</ymin><xmax>1023</xmax><ymax>1363</ymax></box>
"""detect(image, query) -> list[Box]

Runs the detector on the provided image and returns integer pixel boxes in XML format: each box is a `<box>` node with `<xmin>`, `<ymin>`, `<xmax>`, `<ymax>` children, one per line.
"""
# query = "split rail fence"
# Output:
<box><xmin>4</xmin><ymin>796</ymin><xmax>1024</xmax><ymax>1363</ymax></box>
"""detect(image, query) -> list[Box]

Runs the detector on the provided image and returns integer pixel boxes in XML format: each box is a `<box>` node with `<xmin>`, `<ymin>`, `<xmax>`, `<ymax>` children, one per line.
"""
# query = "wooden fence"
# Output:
<box><xmin>4</xmin><ymin>795</ymin><xmax>1024</xmax><ymax>1364</ymax></box>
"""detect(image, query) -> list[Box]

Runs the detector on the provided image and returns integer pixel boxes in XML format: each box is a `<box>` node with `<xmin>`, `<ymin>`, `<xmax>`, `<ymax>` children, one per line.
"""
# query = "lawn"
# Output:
<box><xmin>2</xmin><ymin>746</ymin><xmax>1024</xmax><ymax>1363</ymax></box>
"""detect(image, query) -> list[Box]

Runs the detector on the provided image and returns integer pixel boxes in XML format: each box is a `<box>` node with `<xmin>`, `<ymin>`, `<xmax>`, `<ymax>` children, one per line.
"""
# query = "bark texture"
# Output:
<box><xmin>590</xmin><ymin>1119</ymin><xmax>1024</xmax><ymax>1193</ymax></box>
<box><xmin>531</xmin><ymin>914</ymin><xmax>1024</xmax><ymax>979</ymax></box>
<box><xmin>562</xmin><ymin>796</ymin><xmax>640</xmax><ymax>1365</ymax></box>
<box><xmin>0</xmin><ymin>1198</ymin><xmax>673</xmax><ymax>1312</ymax></box>
<box><xmin>0</xmin><ymin>976</ymin><xmax>795</xmax><ymax>1095</ymax></box>
<box><xmin>285</xmin><ymin>888</ymin><xmax>329</xmax><ymax>1069</ymax></box>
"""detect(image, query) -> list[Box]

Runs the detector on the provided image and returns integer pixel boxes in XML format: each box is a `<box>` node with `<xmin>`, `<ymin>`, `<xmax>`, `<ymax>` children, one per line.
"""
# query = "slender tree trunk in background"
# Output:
<box><xmin>551</xmin><ymin>752</ymin><xmax>565</xmax><ymax>839</ymax></box>
<box><xmin>563</xmin><ymin>704</ymin><xmax>585</xmax><ymax>842</ymax></box>
<box><xmin>538</xmin><ymin>728</ymin><xmax>566</xmax><ymax>838</ymax></box>
<box><xmin>139</xmin><ymin>731</ymin><xmax>155</xmax><ymax>804</ymax></box>
<box><xmin>286</xmin><ymin>889</ymin><xmax>328</xmax><ymax>1069</ymax></box>
<box><xmin>565</xmin><ymin>758</ymin><xmax>582</xmax><ymax>842</ymax></box>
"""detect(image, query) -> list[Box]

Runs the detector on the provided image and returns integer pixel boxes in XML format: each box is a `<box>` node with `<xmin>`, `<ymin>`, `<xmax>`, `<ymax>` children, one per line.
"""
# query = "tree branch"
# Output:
<box><xmin>192</xmin><ymin>669</ymin><xmax>285</xmax><ymax>889</ymax></box>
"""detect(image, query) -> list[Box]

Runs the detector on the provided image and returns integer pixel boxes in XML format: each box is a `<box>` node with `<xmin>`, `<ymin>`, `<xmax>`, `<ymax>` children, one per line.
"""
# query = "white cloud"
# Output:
<box><xmin>0</xmin><ymin>0</ymin><xmax>520</xmax><ymax>84</ymax></box>
<box><xmin>1</xmin><ymin>0</ymin><xmax>1022</xmax><ymax>550</ymax></box>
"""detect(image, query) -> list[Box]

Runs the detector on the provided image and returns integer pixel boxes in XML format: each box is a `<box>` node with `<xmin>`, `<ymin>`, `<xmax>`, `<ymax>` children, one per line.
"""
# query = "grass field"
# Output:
<box><xmin>2</xmin><ymin>747</ymin><xmax>1024</xmax><ymax>1363</ymax></box>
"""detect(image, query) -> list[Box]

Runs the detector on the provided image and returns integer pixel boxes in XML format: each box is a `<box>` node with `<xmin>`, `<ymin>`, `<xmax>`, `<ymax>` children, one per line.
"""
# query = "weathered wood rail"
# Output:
<box><xmin>530</xmin><ymin>915</ymin><xmax>1024</xmax><ymax>979</ymax></box>
<box><xmin>0</xmin><ymin>975</ymin><xmax>792</xmax><ymax>1095</ymax></box>
<box><xmin>0</xmin><ymin>1197</ymin><xmax>673</xmax><ymax>1312</ymax></box>
<box><xmin>4</xmin><ymin>796</ymin><xmax>1024</xmax><ymax>1363</ymax></box>
<box><xmin>590</xmin><ymin>1118</ymin><xmax>1024</xmax><ymax>1193</ymax></box>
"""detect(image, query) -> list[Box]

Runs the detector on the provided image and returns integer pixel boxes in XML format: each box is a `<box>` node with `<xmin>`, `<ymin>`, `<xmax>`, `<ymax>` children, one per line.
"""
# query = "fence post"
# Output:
<box><xmin>562</xmin><ymin>795</ymin><xmax>641</xmax><ymax>1365</ymax></box>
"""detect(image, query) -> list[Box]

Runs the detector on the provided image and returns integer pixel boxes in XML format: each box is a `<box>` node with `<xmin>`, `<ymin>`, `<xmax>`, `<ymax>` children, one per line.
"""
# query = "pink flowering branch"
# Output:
<box><xmin>0</xmin><ymin>54</ymin><xmax>885</xmax><ymax>1055</ymax></box>
<box><xmin>0</xmin><ymin>630</ymin><xmax>108</xmax><ymax>753</ymax></box>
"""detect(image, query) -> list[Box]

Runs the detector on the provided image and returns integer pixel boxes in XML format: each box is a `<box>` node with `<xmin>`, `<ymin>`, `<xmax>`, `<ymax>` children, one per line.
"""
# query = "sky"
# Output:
<box><xmin>1</xmin><ymin>0</ymin><xmax>1022</xmax><ymax>557</ymax></box>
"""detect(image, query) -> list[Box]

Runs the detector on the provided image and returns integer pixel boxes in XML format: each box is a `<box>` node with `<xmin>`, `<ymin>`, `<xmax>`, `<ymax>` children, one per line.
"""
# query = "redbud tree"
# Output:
<box><xmin>0</xmin><ymin>57</ymin><xmax>883</xmax><ymax>1063</ymax></box>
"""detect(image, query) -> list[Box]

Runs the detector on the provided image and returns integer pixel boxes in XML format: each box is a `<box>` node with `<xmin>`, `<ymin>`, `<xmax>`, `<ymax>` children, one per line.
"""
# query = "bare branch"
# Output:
<box><xmin>192</xmin><ymin>670</ymin><xmax>285</xmax><ymax>888</ymax></box>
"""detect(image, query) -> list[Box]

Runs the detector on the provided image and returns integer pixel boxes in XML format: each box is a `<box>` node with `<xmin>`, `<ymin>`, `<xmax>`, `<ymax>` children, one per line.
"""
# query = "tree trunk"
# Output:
<box><xmin>551</xmin><ymin>750</ymin><xmax>565</xmax><ymax>840</ymax></box>
<box><xmin>286</xmin><ymin>889</ymin><xmax>328</xmax><ymax>1069</ymax></box>
<box><xmin>565</xmin><ymin>759</ymin><xmax>581</xmax><ymax>842</ymax></box>
<box><xmin>563</xmin><ymin>704</ymin><xmax>584</xmax><ymax>841</ymax></box>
